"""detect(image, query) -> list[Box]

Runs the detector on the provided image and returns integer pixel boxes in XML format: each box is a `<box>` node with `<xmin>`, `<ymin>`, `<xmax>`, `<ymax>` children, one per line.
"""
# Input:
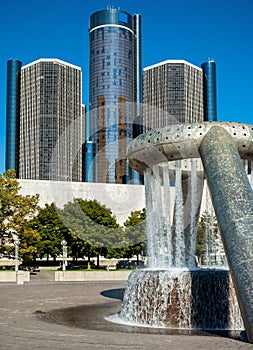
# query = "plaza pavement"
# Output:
<box><xmin>0</xmin><ymin>272</ymin><xmax>253</xmax><ymax>350</ymax></box>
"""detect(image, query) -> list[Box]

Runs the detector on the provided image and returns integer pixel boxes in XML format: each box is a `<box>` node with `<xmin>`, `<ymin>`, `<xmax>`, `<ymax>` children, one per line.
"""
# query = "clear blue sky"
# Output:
<box><xmin>1</xmin><ymin>0</ymin><xmax>252</xmax><ymax>174</ymax></box>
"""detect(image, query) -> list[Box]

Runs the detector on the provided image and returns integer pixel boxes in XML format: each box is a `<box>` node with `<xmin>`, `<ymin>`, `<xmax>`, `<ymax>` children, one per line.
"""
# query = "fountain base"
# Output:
<box><xmin>118</xmin><ymin>268</ymin><xmax>244</xmax><ymax>330</ymax></box>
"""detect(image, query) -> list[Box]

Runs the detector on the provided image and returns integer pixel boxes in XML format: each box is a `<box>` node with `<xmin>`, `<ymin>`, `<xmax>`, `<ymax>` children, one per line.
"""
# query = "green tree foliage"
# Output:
<box><xmin>196</xmin><ymin>214</ymin><xmax>206</xmax><ymax>258</ymax></box>
<box><xmin>123</xmin><ymin>208</ymin><xmax>146</xmax><ymax>261</ymax></box>
<box><xmin>0</xmin><ymin>170</ymin><xmax>40</xmax><ymax>265</ymax></box>
<box><xmin>196</xmin><ymin>211</ymin><xmax>218</xmax><ymax>261</ymax></box>
<box><xmin>106</xmin><ymin>209</ymin><xmax>146</xmax><ymax>261</ymax></box>
<box><xmin>59</xmin><ymin>199</ymin><xmax>120</xmax><ymax>241</ymax></box>
<box><xmin>34</xmin><ymin>199</ymin><xmax>147</xmax><ymax>264</ymax></box>
<box><xmin>34</xmin><ymin>203</ymin><xmax>69</xmax><ymax>260</ymax></box>
<box><xmin>58</xmin><ymin>199</ymin><xmax>123</xmax><ymax>265</ymax></box>
<box><xmin>124</xmin><ymin>208</ymin><xmax>146</xmax><ymax>228</ymax></box>
<box><xmin>77</xmin><ymin>199</ymin><xmax>119</xmax><ymax>228</ymax></box>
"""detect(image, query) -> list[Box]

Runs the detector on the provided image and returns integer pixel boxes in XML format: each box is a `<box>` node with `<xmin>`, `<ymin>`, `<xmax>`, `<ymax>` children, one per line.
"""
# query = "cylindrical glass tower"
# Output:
<box><xmin>201</xmin><ymin>59</ymin><xmax>217</xmax><ymax>121</ymax></box>
<box><xmin>5</xmin><ymin>59</ymin><xmax>22</xmax><ymax>174</ymax></box>
<box><xmin>87</xmin><ymin>7</ymin><xmax>142</xmax><ymax>184</ymax></box>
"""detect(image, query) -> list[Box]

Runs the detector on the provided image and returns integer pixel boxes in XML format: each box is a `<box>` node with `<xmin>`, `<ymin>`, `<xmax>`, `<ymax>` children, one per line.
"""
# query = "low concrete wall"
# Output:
<box><xmin>0</xmin><ymin>271</ymin><xmax>30</xmax><ymax>283</ymax></box>
<box><xmin>55</xmin><ymin>270</ymin><xmax>131</xmax><ymax>282</ymax></box>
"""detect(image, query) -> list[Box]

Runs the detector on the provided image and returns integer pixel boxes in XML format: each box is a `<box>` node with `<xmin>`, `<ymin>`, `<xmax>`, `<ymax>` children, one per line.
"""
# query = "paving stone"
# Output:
<box><xmin>0</xmin><ymin>280</ymin><xmax>252</xmax><ymax>350</ymax></box>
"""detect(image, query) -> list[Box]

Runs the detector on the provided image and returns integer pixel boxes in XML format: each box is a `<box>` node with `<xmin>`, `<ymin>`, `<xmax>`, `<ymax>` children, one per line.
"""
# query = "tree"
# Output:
<box><xmin>0</xmin><ymin>170</ymin><xmax>40</xmax><ymax>265</ymax></box>
<box><xmin>58</xmin><ymin>199</ymin><xmax>123</xmax><ymax>266</ymax></box>
<box><xmin>196</xmin><ymin>211</ymin><xmax>218</xmax><ymax>264</ymax></box>
<box><xmin>35</xmin><ymin>200</ymin><xmax>146</xmax><ymax>265</ymax></box>
<box><xmin>124</xmin><ymin>208</ymin><xmax>146</xmax><ymax>228</ymax></box>
<box><xmin>122</xmin><ymin>208</ymin><xmax>146</xmax><ymax>262</ymax></box>
<box><xmin>105</xmin><ymin>209</ymin><xmax>146</xmax><ymax>261</ymax></box>
<box><xmin>34</xmin><ymin>203</ymin><xmax>69</xmax><ymax>260</ymax></box>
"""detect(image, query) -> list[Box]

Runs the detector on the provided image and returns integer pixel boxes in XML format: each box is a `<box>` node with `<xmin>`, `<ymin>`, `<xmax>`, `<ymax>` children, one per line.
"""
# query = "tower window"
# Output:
<box><xmin>119</xmin><ymin>12</ymin><xmax>128</xmax><ymax>23</ymax></box>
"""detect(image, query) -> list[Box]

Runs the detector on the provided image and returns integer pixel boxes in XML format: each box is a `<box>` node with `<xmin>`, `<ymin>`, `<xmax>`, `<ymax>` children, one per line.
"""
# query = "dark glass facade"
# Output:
<box><xmin>201</xmin><ymin>59</ymin><xmax>217</xmax><ymax>121</ymax></box>
<box><xmin>87</xmin><ymin>8</ymin><xmax>142</xmax><ymax>184</ymax></box>
<box><xmin>5</xmin><ymin>59</ymin><xmax>22</xmax><ymax>173</ymax></box>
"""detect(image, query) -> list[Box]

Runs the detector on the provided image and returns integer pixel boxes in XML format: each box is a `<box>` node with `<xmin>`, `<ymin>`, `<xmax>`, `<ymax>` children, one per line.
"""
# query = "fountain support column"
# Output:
<box><xmin>199</xmin><ymin>125</ymin><xmax>253</xmax><ymax>343</ymax></box>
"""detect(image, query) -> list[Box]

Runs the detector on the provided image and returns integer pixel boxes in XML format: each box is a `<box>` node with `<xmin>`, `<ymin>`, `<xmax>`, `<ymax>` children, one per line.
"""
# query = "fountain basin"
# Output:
<box><xmin>119</xmin><ymin>268</ymin><xmax>244</xmax><ymax>331</ymax></box>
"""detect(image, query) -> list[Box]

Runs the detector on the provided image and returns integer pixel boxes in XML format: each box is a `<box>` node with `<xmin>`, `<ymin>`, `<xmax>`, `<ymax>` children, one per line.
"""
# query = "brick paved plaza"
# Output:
<box><xmin>0</xmin><ymin>275</ymin><xmax>252</xmax><ymax>350</ymax></box>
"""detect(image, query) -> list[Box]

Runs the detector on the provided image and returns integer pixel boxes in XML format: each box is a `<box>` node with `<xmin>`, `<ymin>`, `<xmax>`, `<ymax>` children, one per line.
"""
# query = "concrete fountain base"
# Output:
<box><xmin>119</xmin><ymin>268</ymin><xmax>244</xmax><ymax>331</ymax></box>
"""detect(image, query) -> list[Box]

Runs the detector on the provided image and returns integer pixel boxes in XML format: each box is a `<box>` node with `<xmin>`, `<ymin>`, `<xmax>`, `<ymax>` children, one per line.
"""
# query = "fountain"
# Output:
<box><xmin>116</xmin><ymin>122</ymin><xmax>253</xmax><ymax>342</ymax></box>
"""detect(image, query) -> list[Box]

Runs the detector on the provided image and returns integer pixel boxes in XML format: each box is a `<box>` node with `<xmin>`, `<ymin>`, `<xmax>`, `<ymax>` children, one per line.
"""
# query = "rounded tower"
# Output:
<box><xmin>201</xmin><ymin>59</ymin><xmax>217</xmax><ymax>121</ymax></box>
<box><xmin>88</xmin><ymin>7</ymin><xmax>142</xmax><ymax>184</ymax></box>
<box><xmin>5</xmin><ymin>59</ymin><xmax>22</xmax><ymax>174</ymax></box>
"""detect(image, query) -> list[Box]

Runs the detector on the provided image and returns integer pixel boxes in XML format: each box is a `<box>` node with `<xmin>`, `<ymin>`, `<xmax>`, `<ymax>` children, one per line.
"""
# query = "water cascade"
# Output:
<box><xmin>119</xmin><ymin>269</ymin><xmax>243</xmax><ymax>330</ymax></box>
<box><xmin>174</xmin><ymin>161</ymin><xmax>185</xmax><ymax>267</ymax></box>
<box><xmin>189</xmin><ymin>159</ymin><xmax>197</xmax><ymax>268</ymax></box>
<box><xmin>117</xmin><ymin>160</ymin><xmax>243</xmax><ymax>330</ymax></box>
<box><xmin>109</xmin><ymin>121</ymin><xmax>253</xmax><ymax>337</ymax></box>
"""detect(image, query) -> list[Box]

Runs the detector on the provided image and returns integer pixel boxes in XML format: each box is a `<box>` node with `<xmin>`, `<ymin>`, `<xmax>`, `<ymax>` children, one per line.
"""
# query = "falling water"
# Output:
<box><xmin>204</xmin><ymin>187</ymin><xmax>214</xmax><ymax>266</ymax></box>
<box><xmin>152</xmin><ymin>165</ymin><xmax>167</xmax><ymax>268</ymax></box>
<box><xmin>244</xmin><ymin>159</ymin><xmax>253</xmax><ymax>190</ymax></box>
<box><xmin>144</xmin><ymin>165</ymin><xmax>166</xmax><ymax>268</ymax></box>
<box><xmin>174</xmin><ymin>160</ymin><xmax>185</xmax><ymax>267</ymax></box>
<box><xmin>144</xmin><ymin>164</ymin><xmax>174</xmax><ymax>268</ymax></box>
<box><xmin>249</xmin><ymin>160</ymin><xmax>253</xmax><ymax>189</ymax></box>
<box><xmin>115</xmin><ymin>160</ymin><xmax>243</xmax><ymax>331</ymax></box>
<box><xmin>162</xmin><ymin>165</ymin><xmax>173</xmax><ymax>267</ymax></box>
<box><xmin>188</xmin><ymin>159</ymin><xmax>197</xmax><ymax>267</ymax></box>
<box><xmin>117</xmin><ymin>268</ymin><xmax>244</xmax><ymax>330</ymax></box>
<box><xmin>119</xmin><ymin>269</ymin><xmax>191</xmax><ymax>328</ymax></box>
<box><xmin>144</xmin><ymin>161</ymin><xmax>188</xmax><ymax>268</ymax></box>
<box><xmin>145</xmin><ymin>161</ymin><xmax>206</xmax><ymax>268</ymax></box>
<box><xmin>144</xmin><ymin>168</ymin><xmax>156</xmax><ymax>267</ymax></box>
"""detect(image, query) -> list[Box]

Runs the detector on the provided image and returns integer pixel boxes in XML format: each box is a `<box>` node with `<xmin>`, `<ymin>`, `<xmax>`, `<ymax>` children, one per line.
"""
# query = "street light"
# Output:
<box><xmin>61</xmin><ymin>240</ymin><xmax>67</xmax><ymax>271</ymax></box>
<box><xmin>14</xmin><ymin>238</ymin><xmax>20</xmax><ymax>273</ymax></box>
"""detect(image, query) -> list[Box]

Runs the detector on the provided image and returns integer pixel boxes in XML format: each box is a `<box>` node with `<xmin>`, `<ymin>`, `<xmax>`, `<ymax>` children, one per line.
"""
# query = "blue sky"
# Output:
<box><xmin>1</xmin><ymin>0</ymin><xmax>252</xmax><ymax>174</ymax></box>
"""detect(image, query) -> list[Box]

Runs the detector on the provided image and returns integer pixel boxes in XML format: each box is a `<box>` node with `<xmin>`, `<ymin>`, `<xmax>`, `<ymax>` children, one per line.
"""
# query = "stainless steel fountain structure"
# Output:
<box><xmin>126</xmin><ymin>122</ymin><xmax>253</xmax><ymax>343</ymax></box>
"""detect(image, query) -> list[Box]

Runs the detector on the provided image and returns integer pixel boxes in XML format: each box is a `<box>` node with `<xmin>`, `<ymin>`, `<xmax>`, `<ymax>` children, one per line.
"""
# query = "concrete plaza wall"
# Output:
<box><xmin>55</xmin><ymin>270</ymin><xmax>131</xmax><ymax>282</ymax></box>
<box><xmin>0</xmin><ymin>271</ymin><xmax>30</xmax><ymax>283</ymax></box>
<box><xmin>18</xmin><ymin>175</ymin><xmax>252</xmax><ymax>226</ymax></box>
<box><xmin>19</xmin><ymin>180</ymin><xmax>146</xmax><ymax>226</ymax></box>
<box><xmin>19</xmin><ymin>178</ymin><xmax>218</xmax><ymax>228</ymax></box>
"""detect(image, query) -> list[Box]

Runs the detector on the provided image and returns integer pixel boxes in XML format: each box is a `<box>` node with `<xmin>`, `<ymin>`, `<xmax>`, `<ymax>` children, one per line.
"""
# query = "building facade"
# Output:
<box><xmin>19</xmin><ymin>58</ymin><xmax>83</xmax><ymax>181</ymax></box>
<box><xmin>87</xmin><ymin>7</ymin><xmax>142</xmax><ymax>184</ymax></box>
<box><xmin>143</xmin><ymin>60</ymin><xmax>204</xmax><ymax>131</ymax></box>
<box><xmin>5</xmin><ymin>59</ymin><xmax>22</xmax><ymax>174</ymax></box>
<box><xmin>201</xmin><ymin>59</ymin><xmax>217</xmax><ymax>121</ymax></box>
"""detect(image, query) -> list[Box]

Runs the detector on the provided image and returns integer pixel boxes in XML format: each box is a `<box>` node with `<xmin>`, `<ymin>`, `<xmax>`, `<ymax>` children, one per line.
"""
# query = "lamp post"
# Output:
<box><xmin>14</xmin><ymin>238</ymin><xmax>20</xmax><ymax>273</ymax></box>
<box><xmin>61</xmin><ymin>240</ymin><xmax>67</xmax><ymax>271</ymax></box>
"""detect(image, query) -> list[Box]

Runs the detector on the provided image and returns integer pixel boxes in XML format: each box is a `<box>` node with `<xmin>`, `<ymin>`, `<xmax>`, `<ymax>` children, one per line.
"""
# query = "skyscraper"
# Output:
<box><xmin>5</xmin><ymin>59</ymin><xmax>22</xmax><ymax>174</ymax></box>
<box><xmin>143</xmin><ymin>59</ymin><xmax>206</xmax><ymax>243</ymax></box>
<box><xmin>143</xmin><ymin>60</ymin><xmax>204</xmax><ymax>131</ymax></box>
<box><xmin>19</xmin><ymin>58</ymin><xmax>82</xmax><ymax>181</ymax></box>
<box><xmin>87</xmin><ymin>7</ymin><xmax>142</xmax><ymax>184</ymax></box>
<box><xmin>201</xmin><ymin>59</ymin><xmax>217</xmax><ymax>121</ymax></box>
